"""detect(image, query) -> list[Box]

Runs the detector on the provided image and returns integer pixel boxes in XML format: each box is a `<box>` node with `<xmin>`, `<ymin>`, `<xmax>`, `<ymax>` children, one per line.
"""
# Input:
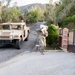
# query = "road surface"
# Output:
<box><xmin>0</xmin><ymin>51</ymin><xmax>75</xmax><ymax>75</ymax></box>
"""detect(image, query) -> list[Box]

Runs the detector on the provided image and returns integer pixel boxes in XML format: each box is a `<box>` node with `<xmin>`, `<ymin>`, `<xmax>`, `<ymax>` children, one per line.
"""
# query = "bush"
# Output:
<box><xmin>46</xmin><ymin>24</ymin><xmax>58</xmax><ymax>47</ymax></box>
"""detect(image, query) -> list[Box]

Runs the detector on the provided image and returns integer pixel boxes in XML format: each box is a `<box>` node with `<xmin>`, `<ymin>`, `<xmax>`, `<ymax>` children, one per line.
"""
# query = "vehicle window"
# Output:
<box><xmin>11</xmin><ymin>25</ymin><xmax>22</xmax><ymax>30</ymax></box>
<box><xmin>0</xmin><ymin>25</ymin><xmax>10</xmax><ymax>30</ymax></box>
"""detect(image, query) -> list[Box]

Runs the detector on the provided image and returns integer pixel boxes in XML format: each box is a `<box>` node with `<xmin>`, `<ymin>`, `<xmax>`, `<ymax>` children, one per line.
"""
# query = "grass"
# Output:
<box><xmin>45</xmin><ymin>44</ymin><xmax>62</xmax><ymax>50</ymax></box>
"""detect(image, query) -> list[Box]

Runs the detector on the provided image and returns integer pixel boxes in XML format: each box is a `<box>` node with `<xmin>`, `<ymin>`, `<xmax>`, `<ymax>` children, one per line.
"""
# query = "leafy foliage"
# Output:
<box><xmin>58</xmin><ymin>14</ymin><xmax>75</xmax><ymax>26</ymax></box>
<box><xmin>28</xmin><ymin>10</ymin><xmax>37</xmax><ymax>23</ymax></box>
<box><xmin>44</xmin><ymin>3</ymin><xmax>55</xmax><ymax>24</ymax></box>
<box><xmin>24</xmin><ymin>6</ymin><xmax>44</xmax><ymax>23</ymax></box>
<box><xmin>0</xmin><ymin>0</ymin><xmax>21</xmax><ymax>22</ymax></box>
<box><xmin>46</xmin><ymin>24</ymin><xmax>58</xmax><ymax>47</ymax></box>
<box><xmin>56</xmin><ymin>0</ymin><xmax>75</xmax><ymax>28</ymax></box>
<box><xmin>2</xmin><ymin>6</ymin><xmax>20</xmax><ymax>22</ymax></box>
<box><xmin>45</xmin><ymin>0</ymin><xmax>75</xmax><ymax>29</ymax></box>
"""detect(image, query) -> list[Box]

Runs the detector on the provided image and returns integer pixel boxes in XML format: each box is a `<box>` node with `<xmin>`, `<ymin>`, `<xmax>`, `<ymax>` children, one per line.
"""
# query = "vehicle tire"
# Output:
<box><xmin>15</xmin><ymin>40</ymin><xmax>20</xmax><ymax>49</ymax></box>
<box><xmin>25</xmin><ymin>33</ymin><xmax>29</xmax><ymax>41</ymax></box>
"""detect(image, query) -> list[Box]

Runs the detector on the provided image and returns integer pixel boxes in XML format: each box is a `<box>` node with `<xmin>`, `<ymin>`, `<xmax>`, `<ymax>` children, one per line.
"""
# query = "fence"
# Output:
<box><xmin>67</xmin><ymin>30</ymin><xmax>75</xmax><ymax>53</ymax></box>
<box><xmin>58</xmin><ymin>28</ymin><xmax>75</xmax><ymax>53</ymax></box>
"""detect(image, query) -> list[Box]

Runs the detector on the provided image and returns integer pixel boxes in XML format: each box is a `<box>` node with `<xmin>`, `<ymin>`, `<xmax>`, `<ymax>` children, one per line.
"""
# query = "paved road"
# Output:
<box><xmin>0</xmin><ymin>51</ymin><xmax>75</xmax><ymax>75</ymax></box>
<box><xmin>0</xmin><ymin>22</ymin><xmax>45</xmax><ymax>63</ymax></box>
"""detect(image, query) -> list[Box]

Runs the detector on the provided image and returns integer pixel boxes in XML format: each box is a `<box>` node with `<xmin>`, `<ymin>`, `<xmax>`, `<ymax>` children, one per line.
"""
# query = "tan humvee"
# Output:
<box><xmin>0</xmin><ymin>22</ymin><xmax>30</xmax><ymax>49</ymax></box>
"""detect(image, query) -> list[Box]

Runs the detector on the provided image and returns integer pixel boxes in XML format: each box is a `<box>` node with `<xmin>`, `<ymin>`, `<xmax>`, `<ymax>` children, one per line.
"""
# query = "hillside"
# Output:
<box><xmin>18</xmin><ymin>3</ymin><xmax>46</xmax><ymax>13</ymax></box>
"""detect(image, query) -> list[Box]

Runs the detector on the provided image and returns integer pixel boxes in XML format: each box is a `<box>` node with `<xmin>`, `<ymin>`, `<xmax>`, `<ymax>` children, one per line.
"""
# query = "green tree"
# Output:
<box><xmin>0</xmin><ymin>0</ymin><xmax>21</xmax><ymax>22</ymax></box>
<box><xmin>2</xmin><ymin>6</ymin><xmax>20</xmax><ymax>22</ymax></box>
<box><xmin>0</xmin><ymin>1</ymin><xmax>2</xmax><ymax>22</ymax></box>
<box><xmin>44</xmin><ymin>0</ymin><xmax>60</xmax><ymax>25</ymax></box>
<box><xmin>28</xmin><ymin>10</ymin><xmax>37</xmax><ymax>23</ymax></box>
<box><xmin>2</xmin><ymin>0</ymin><xmax>11</xmax><ymax>9</ymax></box>
<box><xmin>0</xmin><ymin>0</ymin><xmax>11</xmax><ymax>22</ymax></box>
<box><xmin>24</xmin><ymin>10</ymin><xmax>29</xmax><ymax>23</ymax></box>
<box><xmin>24</xmin><ymin>6</ymin><xmax>45</xmax><ymax>23</ymax></box>
<box><xmin>56</xmin><ymin>0</ymin><xmax>75</xmax><ymax>27</ymax></box>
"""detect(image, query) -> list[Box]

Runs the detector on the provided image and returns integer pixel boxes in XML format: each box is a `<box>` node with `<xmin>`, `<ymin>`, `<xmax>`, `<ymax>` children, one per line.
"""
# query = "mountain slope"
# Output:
<box><xmin>18</xmin><ymin>3</ymin><xmax>46</xmax><ymax>13</ymax></box>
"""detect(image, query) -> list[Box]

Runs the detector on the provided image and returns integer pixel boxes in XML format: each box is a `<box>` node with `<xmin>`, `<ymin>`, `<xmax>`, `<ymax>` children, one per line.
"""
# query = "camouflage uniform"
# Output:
<box><xmin>36</xmin><ymin>28</ymin><xmax>48</xmax><ymax>54</ymax></box>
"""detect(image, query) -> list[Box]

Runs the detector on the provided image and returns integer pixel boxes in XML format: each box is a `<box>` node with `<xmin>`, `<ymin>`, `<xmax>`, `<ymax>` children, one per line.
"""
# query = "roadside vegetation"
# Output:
<box><xmin>44</xmin><ymin>0</ymin><xmax>75</xmax><ymax>49</ymax></box>
<box><xmin>0</xmin><ymin>0</ymin><xmax>45</xmax><ymax>24</ymax></box>
<box><xmin>45</xmin><ymin>0</ymin><xmax>75</xmax><ymax>29</ymax></box>
<box><xmin>0</xmin><ymin>0</ymin><xmax>21</xmax><ymax>22</ymax></box>
<box><xmin>24</xmin><ymin>6</ymin><xmax>45</xmax><ymax>24</ymax></box>
<box><xmin>0</xmin><ymin>0</ymin><xmax>74</xmax><ymax>26</ymax></box>
<box><xmin>46</xmin><ymin>24</ymin><xmax>59</xmax><ymax>49</ymax></box>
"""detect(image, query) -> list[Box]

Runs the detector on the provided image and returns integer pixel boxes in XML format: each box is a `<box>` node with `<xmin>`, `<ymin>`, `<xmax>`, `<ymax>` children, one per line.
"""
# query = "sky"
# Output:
<box><xmin>11</xmin><ymin>0</ymin><xmax>49</xmax><ymax>6</ymax></box>
<box><xmin>0</xmin><ymin>0</ymin><xmax>59</xmax><ymax>6</ymax></box>
<box><xmin>11</xmin><ymin>0</ymin><xmax>59</xmax><ymax>6</ymax></box>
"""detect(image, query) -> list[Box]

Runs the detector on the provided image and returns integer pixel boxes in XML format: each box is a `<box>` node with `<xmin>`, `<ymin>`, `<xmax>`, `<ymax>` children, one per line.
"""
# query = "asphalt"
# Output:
<box><xmin>0</xmin><ymin>51</ymin><xmax>75</xmax><ymax>75</ymax></box>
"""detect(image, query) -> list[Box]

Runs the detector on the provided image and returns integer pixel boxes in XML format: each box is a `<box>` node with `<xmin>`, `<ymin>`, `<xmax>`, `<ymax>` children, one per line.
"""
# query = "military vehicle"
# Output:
<box><xmin>0</xmin><ymin>22</ymin><xmax>30</xmax><ymax>49</ymax></box>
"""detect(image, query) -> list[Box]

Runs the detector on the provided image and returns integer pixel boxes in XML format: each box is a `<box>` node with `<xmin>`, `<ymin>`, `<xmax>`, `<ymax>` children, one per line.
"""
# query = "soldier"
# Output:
<box><xmin>36</xmin><ymin>25</ymin><xmax>48</xmax><ymax>55</ymax></box>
